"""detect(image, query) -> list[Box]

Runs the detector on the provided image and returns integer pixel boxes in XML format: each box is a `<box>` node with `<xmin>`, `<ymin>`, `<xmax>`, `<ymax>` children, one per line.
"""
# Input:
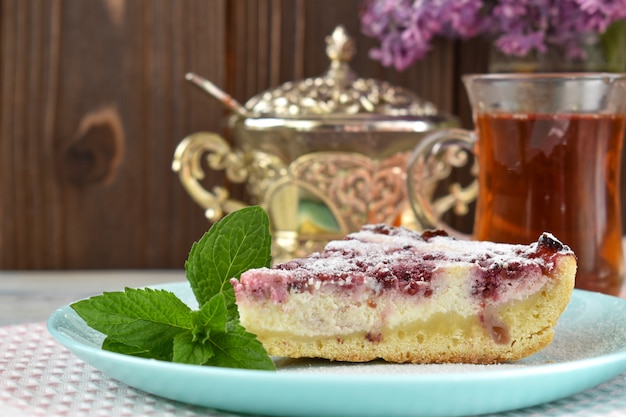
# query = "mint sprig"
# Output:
<box><xmin>70</xmin><ymin>206</ymin><xmax>275</xmax><ymax>370</ymax></box>
<box><xmin>186</xmin><ymin>203</ymin><xmax>272</xmax><ymax>316</ymax></box>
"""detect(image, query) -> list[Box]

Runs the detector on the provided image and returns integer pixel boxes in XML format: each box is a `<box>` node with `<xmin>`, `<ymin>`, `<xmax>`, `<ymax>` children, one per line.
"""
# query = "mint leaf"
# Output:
<box><xmin>70</xmin><ymin>206</ymin><xmax>276</xmax><ymax>371</ymax></box>
<box><xmin>71</xmin><ymin>288</ymin><xmax>193</xmax><ymax>361</ymax></box>
<box><xmin>196</xmin><ymin>293</ymin><xmax>275</xmax><ymax>370</ymax></box>
<box><xmin>192</xmin><ymin>293</ymin><xmax>229</xmax><ymax>335</ymax></box>
<box><xmin>206</xmin><ymin>321</ymin><xmax>276</xmax><ymax>370</ymax></box>
<box><xmin>172</xmin><ymin>331</ymin><xmax>214</xmax><ymax>365</ymax></box>
<box><xmin>102</xmin><ymin>338</ymin><xmax>154</xmax><ymax>359</ymax></box>
<box><xmin>186</xmin><ymin>206</ymin><xmax>272</xmax><ymax>307</ymax></box>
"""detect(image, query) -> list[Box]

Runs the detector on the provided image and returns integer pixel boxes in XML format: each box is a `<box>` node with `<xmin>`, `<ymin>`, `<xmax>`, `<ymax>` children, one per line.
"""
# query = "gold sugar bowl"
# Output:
<box><xmin>172</xmin><ymin>26</ymin><xmax>457</xmax><ymax>262</ymax></box>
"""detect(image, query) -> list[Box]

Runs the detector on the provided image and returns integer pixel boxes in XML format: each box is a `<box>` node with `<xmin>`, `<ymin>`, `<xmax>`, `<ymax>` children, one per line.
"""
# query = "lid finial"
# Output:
<box><xmin>326</xmin><ymin>25</ymin><xmax>355</xmax><ymax>63</ymax></box>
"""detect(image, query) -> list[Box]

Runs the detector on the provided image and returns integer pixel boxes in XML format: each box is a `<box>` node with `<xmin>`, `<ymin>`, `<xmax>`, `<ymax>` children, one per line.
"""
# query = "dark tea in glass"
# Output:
<box><xmin>409</xmin><ymin>73</ymin><xmax>626</xmax><ymax>295</ymax></box>
<box><xmin>473</xmin><ymin>112</ymin><xmax>625</xmax><ymax>295</ymax></box>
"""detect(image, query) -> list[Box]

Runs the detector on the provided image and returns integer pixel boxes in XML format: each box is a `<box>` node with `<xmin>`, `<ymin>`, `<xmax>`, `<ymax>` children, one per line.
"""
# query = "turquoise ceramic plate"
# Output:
<box><xmin>48</xmin><ymin>283</ymin><xmax>626</xmax><ymax>417</ymax></box>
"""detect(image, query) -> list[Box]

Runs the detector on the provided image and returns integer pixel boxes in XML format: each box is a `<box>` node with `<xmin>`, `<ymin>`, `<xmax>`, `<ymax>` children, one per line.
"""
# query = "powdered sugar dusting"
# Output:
<box><xmin>236</xmin><ymin>225</ymin><xmax>573</xmax><ymax>303</ymax></box>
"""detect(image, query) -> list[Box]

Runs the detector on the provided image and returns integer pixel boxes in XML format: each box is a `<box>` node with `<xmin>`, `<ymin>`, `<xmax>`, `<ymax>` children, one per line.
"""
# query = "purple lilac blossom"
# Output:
<box><xmin>361</xmin><ymin>0</ymin><xmax>483</xmax><ymax>70</ymax></box>
<box><xmin>360</xmin><ymin>0</ymin><xmax>626</xmax><ymax>70</ymax></box>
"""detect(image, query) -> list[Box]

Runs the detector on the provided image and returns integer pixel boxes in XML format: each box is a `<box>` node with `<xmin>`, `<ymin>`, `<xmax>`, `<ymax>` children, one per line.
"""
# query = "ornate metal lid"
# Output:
<box><xmin>243</xmin><ymin>26</ymin><xmax>440</xmax><ymax>118</ymax></box>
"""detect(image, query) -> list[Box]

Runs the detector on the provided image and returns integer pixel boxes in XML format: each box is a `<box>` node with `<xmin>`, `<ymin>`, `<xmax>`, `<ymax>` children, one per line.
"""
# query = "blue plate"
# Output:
<box><xmin>48</xmin><ymin>283</ymin><xmax>626</xmax><ymax>417</ymax></box>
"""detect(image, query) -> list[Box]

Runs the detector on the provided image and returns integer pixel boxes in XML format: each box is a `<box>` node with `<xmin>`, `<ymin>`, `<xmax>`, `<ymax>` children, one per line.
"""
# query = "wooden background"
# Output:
<box><xmin>0</xmin><ymin>0</ymin><xmax>585</xmax><ymax>270</ymax></box>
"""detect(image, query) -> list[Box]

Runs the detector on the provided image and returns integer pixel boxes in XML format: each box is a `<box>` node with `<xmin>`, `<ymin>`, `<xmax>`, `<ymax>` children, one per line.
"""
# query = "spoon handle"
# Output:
<box><xmin>185</xmin><ymin>72</ymin><xmax>251</xmax><ymax>118</ymax></box>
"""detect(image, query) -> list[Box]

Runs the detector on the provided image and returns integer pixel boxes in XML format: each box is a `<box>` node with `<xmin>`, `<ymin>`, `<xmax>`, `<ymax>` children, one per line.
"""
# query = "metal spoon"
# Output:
<box><xmin>185</xmin><ymin>72</ymin><xmax>253</xmax><ymax>118</ymax></box>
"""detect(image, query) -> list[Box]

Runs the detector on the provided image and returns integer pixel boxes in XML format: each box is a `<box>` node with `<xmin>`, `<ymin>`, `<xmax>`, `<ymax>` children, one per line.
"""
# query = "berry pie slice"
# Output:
<box><xmin>231</xmin><ymin>225</ymin><xmax>577</xmax><ymax>364</ymax></box>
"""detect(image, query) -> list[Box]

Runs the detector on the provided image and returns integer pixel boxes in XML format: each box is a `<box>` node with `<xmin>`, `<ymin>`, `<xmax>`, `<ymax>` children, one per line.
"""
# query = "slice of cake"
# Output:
<box><xmin>231</xmin><ymin>226</ymin><xmax>577</xmax><ymax>364</ymax></box>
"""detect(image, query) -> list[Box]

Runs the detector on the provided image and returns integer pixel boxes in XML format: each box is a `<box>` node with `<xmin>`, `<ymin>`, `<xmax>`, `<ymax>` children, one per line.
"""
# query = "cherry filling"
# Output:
<box><xmin>277</xmin><ymin>247</ymin><xmax>437</xmax><ymax>297</ymax></box>
<box><xmin>480</xmin><ymin>309</ymin><xmax>511</xmax><ymax>345</ymax></box>
<box><xmin>471</xmin><ymin>260</ymin><xmax>539</xmax><ymax>300</ymax></box>
<box><xmin>537</xmin><ymin>232</ymin><xmax>565</xmax><ymax>252</ymax></box>
<box><xmin>472</xmin><ymin>232</ymin><xmax>569</xmax><ymax>300</ymax></box>
<box><xmin>273</xmin><ymin>229</ymin><xmax>569</xmax><ymax>302</ymax></box>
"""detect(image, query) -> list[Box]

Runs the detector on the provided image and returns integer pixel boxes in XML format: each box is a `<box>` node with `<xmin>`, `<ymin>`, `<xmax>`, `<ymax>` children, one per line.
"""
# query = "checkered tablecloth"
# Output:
<box><xmin>2</xmin><ymin>321</ymin><xmax>626</xmax><ymax>417</ymax></box>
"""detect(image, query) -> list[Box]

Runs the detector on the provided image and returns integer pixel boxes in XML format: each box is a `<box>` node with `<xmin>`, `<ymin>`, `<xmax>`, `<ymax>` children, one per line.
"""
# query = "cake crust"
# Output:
<box><xmin>232</xmin><ymin>226</ymin><xmax>577</xmax><ymax>364</ymax></box>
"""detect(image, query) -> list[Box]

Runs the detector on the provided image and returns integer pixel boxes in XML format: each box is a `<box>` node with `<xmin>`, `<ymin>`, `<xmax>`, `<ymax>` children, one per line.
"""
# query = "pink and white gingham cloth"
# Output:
<box><xmin>0</xmin><ymin>322</ymin><xmax>235</xmax><ymax>417</ymax></box>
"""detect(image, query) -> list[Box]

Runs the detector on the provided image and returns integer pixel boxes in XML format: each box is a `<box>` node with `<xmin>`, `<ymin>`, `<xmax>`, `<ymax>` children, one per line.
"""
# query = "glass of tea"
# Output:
<box><xmin>408</xmin><ymin>73</ymin><xmax>626</xmax><ymax>296</ymax></box>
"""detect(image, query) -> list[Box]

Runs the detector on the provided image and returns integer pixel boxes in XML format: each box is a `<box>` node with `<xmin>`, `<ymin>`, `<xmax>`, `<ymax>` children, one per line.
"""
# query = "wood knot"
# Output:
<box><xmin>59</xmin><ymin>106</ymin><xmax>124</xmax><ymax>187</ymax></box>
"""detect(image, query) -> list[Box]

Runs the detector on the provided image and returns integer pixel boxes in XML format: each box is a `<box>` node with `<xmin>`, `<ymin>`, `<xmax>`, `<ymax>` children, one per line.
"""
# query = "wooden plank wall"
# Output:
<box><xmin>0</xmin><ymin>0</ymin><xmax>506</xmax><ymax>269</ymax></box>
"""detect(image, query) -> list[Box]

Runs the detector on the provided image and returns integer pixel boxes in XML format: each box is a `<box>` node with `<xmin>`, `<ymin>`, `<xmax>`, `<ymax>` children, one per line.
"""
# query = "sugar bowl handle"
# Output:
<box><xmin>172</xmin><ymin>132</ymin><xmax>248</xmax><ymax>221</ymax></box>
<box><xmin>406</xmin><ymin>128</ymin><xmax>478</xmax><ymax>239</ymax></box>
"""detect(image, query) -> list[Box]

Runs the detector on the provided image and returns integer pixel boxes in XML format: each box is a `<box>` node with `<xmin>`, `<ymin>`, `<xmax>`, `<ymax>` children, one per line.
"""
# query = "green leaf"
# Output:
<box><xmin>206</xmin><ymin>321</ymin><xmax>276</xmax><ymax>370</ymax></box>
<box><xmin>172</xmin><ymin>331</ymin><xmax>215</xmax><ymax>365</ymax></box>
<box><xmin>71</xmin><ymin>288</ymin><xmax>193</xmax><ymax>360</ymax></box>
<box><xmin>169</xmin><ymin>296</ymin><xmax>229</xmax><ymax>365</ymax></box>
<box><xmin>192</xmin><ymin>293</ymin><xmax>228</xmax><ymax>336</ymax></box>
<box><xmin>102</xmin><ymin>338</ymin><xmax>155</xmax><ymax>359</ymax></box>
<box><xmin>185</xmin><ymin>205</ymin><xmax>272</xmax><ymax>307</ymax></box>
<box><xmin>601</xmin><ymin>20</ymin><xmax>626</xmax><ymax>72</ymax></box>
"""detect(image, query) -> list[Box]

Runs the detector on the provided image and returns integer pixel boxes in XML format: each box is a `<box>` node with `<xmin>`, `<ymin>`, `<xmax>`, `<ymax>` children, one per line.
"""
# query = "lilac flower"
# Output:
<box><xmin>360</xmin><ymin>0</ymin><xmax>626</xmax><ymax>70</ymax></box>
<box><xmin>361</xmin><ymin>0</ymin><xmax>484</xmax><ymax>70</ymax></box>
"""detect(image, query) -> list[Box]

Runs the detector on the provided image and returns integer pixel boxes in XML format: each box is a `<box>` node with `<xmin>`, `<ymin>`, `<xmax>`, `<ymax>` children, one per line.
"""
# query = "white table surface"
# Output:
<box><xmin>0</xmin><ymin>270</ymin><xmax>185</xmax><ymax>326</ymax></box>
<box><xmin>2</xmin><ymin>269</ymin><xmax>626</xmax><ymax>417</ymax></box>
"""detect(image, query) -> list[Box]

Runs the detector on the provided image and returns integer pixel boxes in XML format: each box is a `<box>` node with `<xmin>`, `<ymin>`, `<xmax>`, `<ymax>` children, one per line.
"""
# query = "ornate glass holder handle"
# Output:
<box><xmin>407</xmin><ymin>128</ymin><xmax>478</xmax><ymax>238</ymax></box>
<box><xmin>171</xmin><ymin>132</ymin><xmax>250</xmax><ymax>222</ymax></box>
